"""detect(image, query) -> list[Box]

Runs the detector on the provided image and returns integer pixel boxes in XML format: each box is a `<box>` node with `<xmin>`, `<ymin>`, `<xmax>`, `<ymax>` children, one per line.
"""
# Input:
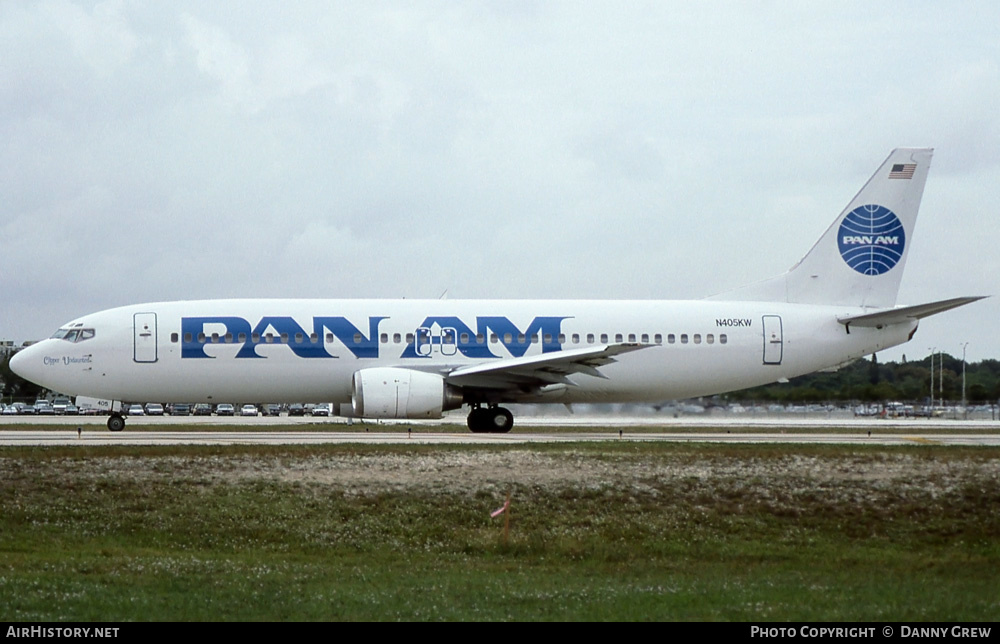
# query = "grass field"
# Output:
<box><xmin>1</xmin><ymin>441</ymin><xmax>998</xmax><ymax>621</ymax></box>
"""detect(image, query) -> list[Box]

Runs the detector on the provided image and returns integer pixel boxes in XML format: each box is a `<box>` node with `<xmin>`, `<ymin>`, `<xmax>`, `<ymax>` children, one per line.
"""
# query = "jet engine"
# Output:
<box><xmin>352</xmin><ymin>368</ymin><xmax>464</xmax><ymax>419</ymax></box>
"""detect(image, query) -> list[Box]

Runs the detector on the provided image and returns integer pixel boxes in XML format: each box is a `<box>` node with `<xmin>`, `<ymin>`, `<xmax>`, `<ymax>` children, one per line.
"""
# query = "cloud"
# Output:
<box><xmin>1</xmin><ymin>2</ymin><xmax>998</xmax><ymax>361</ymax></box>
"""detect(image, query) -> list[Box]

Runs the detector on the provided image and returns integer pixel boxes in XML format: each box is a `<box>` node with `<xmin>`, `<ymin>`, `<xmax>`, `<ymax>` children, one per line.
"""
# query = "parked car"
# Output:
<box><xmin>240</xmin><ymin>404</ymin><xmax>258</xmax><ymax>417</ymax></box>
<box><xmin>145</xmin><ymin>403</ymin><xmax>164</xmax><ymax>416</ymax></box>
<box><xmin>288</xmin><ymin>403</ymin><xmax>305</xmax><ymax>416</ymax></box>
<box><xmin>261</xmin><ymin>404</ymin><xmax>282</xmax><ymax>417</ymax></box>
<box><xmin>127</xmin><ymin>404</ymin><xmax>145</xmax><ymax>416</ymax></box>
<box><xmin>215</xmin><ymin>403</ymin><xmax>235</xmax><ymax>416</ymax></box>
<box><xmin>312</xmin><ymin>403</ymin><xmax>331</xmax><ymax>417</ymax></box>
<box><xmin>193</xmin><ymin>403</ymin><xmax>213</xmax><ymax>416</ymax></box>
<box><xmin>171</xmin><ymin>403</ymin><xmax>191</xmax><ymax>416</ymax></box>
<box><xmin>34</xmin><ymin>401</ymin><xmax>55</xmax><ymax>415</ymax></box>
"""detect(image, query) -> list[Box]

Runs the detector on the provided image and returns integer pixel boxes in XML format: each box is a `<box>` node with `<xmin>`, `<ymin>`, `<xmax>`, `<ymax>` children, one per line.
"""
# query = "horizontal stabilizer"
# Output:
<box><xmin>837</xmin><ymin>296</ymin><xmax>986</xmax><ymax>328</ymax></box>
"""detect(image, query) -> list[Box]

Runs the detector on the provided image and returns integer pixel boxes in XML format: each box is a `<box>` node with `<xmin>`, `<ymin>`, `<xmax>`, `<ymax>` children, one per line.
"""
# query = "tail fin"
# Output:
<box><xmin>709</xmin><ymin>148</ymin><xmax>933</xmax><ymax>308</ymax></box>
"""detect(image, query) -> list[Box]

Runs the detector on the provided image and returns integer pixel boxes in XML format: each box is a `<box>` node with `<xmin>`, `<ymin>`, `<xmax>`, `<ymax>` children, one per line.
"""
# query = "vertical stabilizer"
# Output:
<box><xmin>709</xmin><ymin>148</ymin><xmax>933</xmax><ymax>308</ymax></box>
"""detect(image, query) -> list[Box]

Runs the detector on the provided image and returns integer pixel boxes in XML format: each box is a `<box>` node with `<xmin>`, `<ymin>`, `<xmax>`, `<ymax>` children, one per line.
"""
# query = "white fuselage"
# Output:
<box><xmin>12</xmin><ymin>298</ymin><xmax>916</xmax><ymax>406</ymax></box>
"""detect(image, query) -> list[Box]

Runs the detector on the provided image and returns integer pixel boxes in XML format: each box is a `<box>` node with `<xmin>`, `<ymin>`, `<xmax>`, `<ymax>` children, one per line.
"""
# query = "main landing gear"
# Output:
<box><xmin>467</xmin><ymin>405</ymin><xmax>514</xmax><ymax>434</ymax></box>
<box><xmin>107</xmin><ymin>413</ymin><xmax>126</xmax><ymax>432</ymax></box>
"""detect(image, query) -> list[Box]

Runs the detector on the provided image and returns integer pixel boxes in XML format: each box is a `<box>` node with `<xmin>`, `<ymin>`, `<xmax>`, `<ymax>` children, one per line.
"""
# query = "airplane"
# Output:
<box><xmin>10</xmin><ymin>148</ymin><xmax>984</xmax><ymax>433</ymax></box>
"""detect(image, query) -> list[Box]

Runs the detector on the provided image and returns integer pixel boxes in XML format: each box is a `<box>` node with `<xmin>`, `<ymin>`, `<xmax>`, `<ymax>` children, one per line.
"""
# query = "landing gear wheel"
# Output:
<box><xmin>107</xmin><ymin>414</ymin><xmax>126</xmax><ymax>432</ymax></box>
<box><xmin>467</xmin><ymin>408</ymin><xmax>489</xmax><ymax>433</ymax></box>
<box><xmin>488</xmin><ymin>407</ymin><xmax>514</xmax><ymax>433</ymax></box>
<box><xmin>467</xmin><ymin>406</ymin><xmax>514</xmax><ymax>433</ymax></box>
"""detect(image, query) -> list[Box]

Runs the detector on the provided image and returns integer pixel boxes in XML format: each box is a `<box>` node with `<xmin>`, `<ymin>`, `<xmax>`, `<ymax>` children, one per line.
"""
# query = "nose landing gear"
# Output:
<box><xmin>107</xmin><ymin>413</ymin><xmax>125</xmax><ymax>432</ymax></box>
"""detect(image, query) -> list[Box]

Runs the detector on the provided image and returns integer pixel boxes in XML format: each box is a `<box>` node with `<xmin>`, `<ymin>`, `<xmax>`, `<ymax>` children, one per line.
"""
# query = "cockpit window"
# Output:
<box><xmin>51</xmin><ymin>327</ymin><xmax>96</xmax><ymax>343</ymax></box>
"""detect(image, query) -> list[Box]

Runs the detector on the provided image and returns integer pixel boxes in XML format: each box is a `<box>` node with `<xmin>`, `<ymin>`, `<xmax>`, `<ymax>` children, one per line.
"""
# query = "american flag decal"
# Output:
<box><xmin>889</xmin><ymin>163</ymin><xmax>916</xmax><ymax>179</ymax></box>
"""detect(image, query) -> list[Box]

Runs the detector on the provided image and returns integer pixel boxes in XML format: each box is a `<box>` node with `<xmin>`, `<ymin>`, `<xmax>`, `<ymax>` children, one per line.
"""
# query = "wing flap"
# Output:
<box><xmin>446</xmin><ymin>343</ymin><xmax>651</xmax><ymax>389</ymax></box>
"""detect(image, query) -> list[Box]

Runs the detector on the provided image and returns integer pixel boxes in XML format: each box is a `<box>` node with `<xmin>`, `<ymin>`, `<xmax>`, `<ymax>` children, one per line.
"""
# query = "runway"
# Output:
<box><xmin>3</xmin><ymin>413</ymin><xmax>1000</xmax><ymax>446</ymax></box>
<box><xmin>2</xmin><ymin>429</ymin><xmax>1000</xmax><ymax>446</ymax></box>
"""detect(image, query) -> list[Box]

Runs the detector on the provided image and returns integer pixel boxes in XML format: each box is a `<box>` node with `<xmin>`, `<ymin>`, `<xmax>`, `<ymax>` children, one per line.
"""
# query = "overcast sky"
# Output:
<box><xmin>2</xmin><ymin>2</ymin><xmax>998</xmax><ymax>362</ymax></box>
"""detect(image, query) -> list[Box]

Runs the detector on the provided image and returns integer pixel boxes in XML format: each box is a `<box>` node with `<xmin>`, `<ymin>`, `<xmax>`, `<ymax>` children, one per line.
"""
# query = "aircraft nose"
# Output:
<box><xmin>9</xmin><ymin>343</ymin><xmax>45</xmax><ymax>386</ymax></box>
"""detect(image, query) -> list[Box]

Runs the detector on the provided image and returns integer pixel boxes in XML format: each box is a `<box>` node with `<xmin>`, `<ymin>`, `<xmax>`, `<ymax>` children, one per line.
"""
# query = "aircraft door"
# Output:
<box><xmin>762</xmin><ymin>315</ymin><xmax>783</xmax><ymax>365</ymax></box>
<box><xmin>414</xmin><ymin>326</ymin><xmax>458</xmax><ymax>357</ymax></box>
<box><xmin>440</xmin><ymin>327</ymin><xmax>458</xmax><ymax>356</ymax></box>
<box><xmin>415</xmin><ymin>327</ymin><xmax>432</xmax><ymax>357</ymax></box>
<box><xmin>134</xmin><ymin>312</ymin><xmax>158</xmax><ymax>363</ymax></box>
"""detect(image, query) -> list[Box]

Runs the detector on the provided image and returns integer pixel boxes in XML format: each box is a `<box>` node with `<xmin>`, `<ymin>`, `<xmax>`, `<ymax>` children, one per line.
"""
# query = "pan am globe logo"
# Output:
<box><xmin>837</xmin><ymin>204</ymin><xmax>906</xmax><ymax>276</ymax></box>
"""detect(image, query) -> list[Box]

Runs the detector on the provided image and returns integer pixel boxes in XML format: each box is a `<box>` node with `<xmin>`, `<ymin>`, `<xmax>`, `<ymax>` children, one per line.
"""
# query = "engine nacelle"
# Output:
<box><xmin>352</xmin><ymin>368</ymin><xmax>464</xmax><ymax>419</ymax></box>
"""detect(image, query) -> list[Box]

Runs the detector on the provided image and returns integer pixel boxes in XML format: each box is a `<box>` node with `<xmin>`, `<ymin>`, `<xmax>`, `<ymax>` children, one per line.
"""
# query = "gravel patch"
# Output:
<box><xmin>11</xmin><ymin>449</ymin><xmax>995</xmax><ymax>500</ymax></box>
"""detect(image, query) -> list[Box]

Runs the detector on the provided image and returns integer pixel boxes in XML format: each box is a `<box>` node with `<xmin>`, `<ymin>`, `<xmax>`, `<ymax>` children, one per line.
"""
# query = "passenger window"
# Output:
<box><xmin>460</xmin><ymin>333</ymin><xmax>470</xmax><ymax>344</ymax></box>
<box><xmin>641</xmin><ymin>333</ymin><xmax>649</xmax><ymax>343</ymax></box>
<box><xmin>280</xmin><ymin>333</ymin><xmax>289</xmax><ymax>344</ymax></box>
<box><xmin>600</xmin><ymin>333</ymin><xmax>609</xmax><ymax>343</ymax></box>
<box><xmin>615</xmin><ymin>333</ymin><xmax>623</xmax><ymax>343</ymax></box>
<box><xmin>184</xmin><ymin>333</ymin><xmax>192</xmax><ymax>343</ymax></box>
<box><xmin>406</xmin><ymin>333</ymin><xmax>414</xmax><ymax>344</ymax></box>
<box><xmin>720</xmin><ymin>334</ymin><xmax>728</xmax><ymax>344</ymax></box>
<box><xmin>393</xmin><ymin>333</ymin><xmax>401</xmax><ymax>344</ymax></box>
<box><xmin>680</xmin><ymin>334</ymin><xmax>688</xmax><ymax>344</ymax></box>
<box><xmin>628</xmin><ymin>333</ymin><xmax>636</xmax><ymax>343</ymax></box>
<box><xmin>380</xmin><ymin>333</ymin><xmax>388</xmax><ymax>344</ymax></box>
<box><xmin>587</xmin><ymin>333</ymin><xmax>595</xmax><ymax>344</ymax></box>
<box><xmin>544</xmin><ymin>333</ymin><xmax>553</xmax><ymax>344</ymax></box>
<box><xmin>707</xmin><ymin>334</ymin><xmax>715</xmax><ymax>344</ymax></box>
<box><xmin>353</xmin><ymin>333</ymin><xmax>362</xmax><ymax>344</ymax></box>
<box><xmin>558</xmin><ymin>333</ymin><xmax>565</xmax><ymax>343</ymax></box>
<box><xmin>239</xmin><ymin>333</ymin><xmax>248</xmax><ymax>343</ymax></box>
<box><xmin>667</xmin><ymin>334</ymin><xmax>675</xmax><ymax>344</ymax></box>
<box><xmin>654</xmin><ymin>334</ymin><xmax>662</xmax><ymax>344</ymax></box>
<box><xmin>572</xmin><ymin>333</ymin><xmax>580</xmax><ymax>344</ymax></box>
<box><xmin>171</xmin><ymin>333</ymin><xmax>179</xmax><ymax>343</ymax></box>
<box><xmin>693</xmin><ymin>334</ymin><xmax>701</xmax><ymax>344</ymax></box>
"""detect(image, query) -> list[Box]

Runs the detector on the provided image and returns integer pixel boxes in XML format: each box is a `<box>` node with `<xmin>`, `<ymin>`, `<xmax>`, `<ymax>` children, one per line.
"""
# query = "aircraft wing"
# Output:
<box><xmin>445</xmin><ymin>343</ymin><xmax>652</xmax><ymax>390</ymax></box>
<box><xmin>837</xmin><ymin>296</ymin><xmax>986</xmax><ymax>328</ymax></box>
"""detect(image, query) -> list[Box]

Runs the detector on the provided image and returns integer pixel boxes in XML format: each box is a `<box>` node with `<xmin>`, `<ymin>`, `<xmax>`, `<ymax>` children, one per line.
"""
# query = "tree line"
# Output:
<box><xmin>733</xmin><ymin>353</ymin><xmax>1000</xmax><ymax>405</ymax></box>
